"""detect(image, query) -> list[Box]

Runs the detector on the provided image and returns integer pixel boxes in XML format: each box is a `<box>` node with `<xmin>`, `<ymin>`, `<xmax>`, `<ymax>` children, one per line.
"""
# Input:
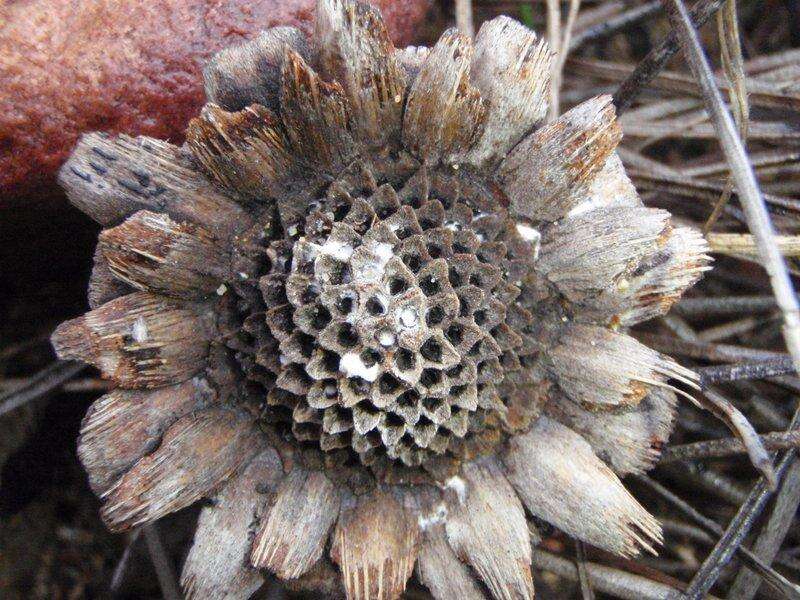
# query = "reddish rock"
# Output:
<box><xmin>0</xmin><ymin>0</ymin><xmax>438</xmax><ymax>201</ymax></box>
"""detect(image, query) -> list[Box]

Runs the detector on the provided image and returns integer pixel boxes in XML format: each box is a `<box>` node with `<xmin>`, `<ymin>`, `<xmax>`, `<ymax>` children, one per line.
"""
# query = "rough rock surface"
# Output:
<box><xmin>0</xmin><ymin>0</ymin><xmax>437</xmax><ymax>201</ymax></box>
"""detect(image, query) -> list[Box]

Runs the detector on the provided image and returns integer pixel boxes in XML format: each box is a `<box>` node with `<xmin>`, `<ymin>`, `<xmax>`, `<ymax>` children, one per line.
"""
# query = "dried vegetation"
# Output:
<box><xmin>2</xmin><ymin>0</ymin><xmax>800</xmax><ymax>598</ymax></box>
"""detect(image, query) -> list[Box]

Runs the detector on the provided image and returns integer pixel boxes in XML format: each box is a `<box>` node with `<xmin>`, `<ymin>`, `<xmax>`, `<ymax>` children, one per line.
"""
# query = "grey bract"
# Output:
<box><xmin>52</xmin><ymin>1</ymin><xmax>711</xmax><ymax>598</ymax></box>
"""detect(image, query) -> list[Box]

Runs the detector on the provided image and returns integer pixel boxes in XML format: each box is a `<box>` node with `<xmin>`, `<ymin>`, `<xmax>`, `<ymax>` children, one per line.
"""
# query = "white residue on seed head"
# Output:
<box><xmin>131</xmin><ymin>316</ymin><xmax>148</xmax><ymax>343</ymax></box>
<box><xmin>320</xmin><ymin>239</ymin><xmax>354</xmax><ymax>262</ymax></box>
<box><xmin>372</xmin><ymin>242</ymin><xmax>394</xmax><ymax>267</ymax></box>
<box><xmin>515</xmin><ymin>222</ymin><xmax>540</xmax><ymax>242</ymax></box>
<box><xmin>340</xmin><ymin>352</ymin><xmax>379</xmax><ymax>382</ymax></box>
<box><xmin>352</xmin><ymin>241</ymin><xmax>395</xmax><ymax>284</ymax></box>
<box><xmin>418</xmin><ymin>502</ymin><xmax>449</xmax><ymax>530</ymax></box>
<box><xmin>444</xmin><ymin>475</ymin><xmax>467</xmax><ymax>505</ymax></box>
<box><xmin>516</xmin><ymin>222</ymin><xmax>542</xmax><ymax>260</ymax></box>
<box><xmin>398</xmin><ymin>306</ymin><xmax>419</xmax><ymax>329</ymax></box>
<box><xmin>378</xmin><ymin>329</ymin><xmax>396</xmax><ymax>347</ymax></box>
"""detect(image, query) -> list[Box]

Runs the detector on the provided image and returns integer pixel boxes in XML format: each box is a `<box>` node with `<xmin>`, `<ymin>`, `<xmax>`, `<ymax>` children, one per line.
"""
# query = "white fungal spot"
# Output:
<box><xmin>287</xmin><ymin>225</ymin><xmax>299</xmax><ymax>237</ymax></box>
<box><xmin>372</xmin><ymin>242</ymin><xmax>394</xmax><ymax>267</ymax></box>
<box><xmin>418</xmin><ymin>502</ymin><xmax>449</xmax><ymax>530</ymax></box>
<box><xmin>378</xmin><ymin>329</ymin><xmax>396</xmax><ymax>347</ymax></box>
<box><xmin>516</xmin><ymin>222</ymin><xmax>542</xmax><ymax>260</ymax></box>
<box><xmin>279</xmin><ymin>353</ymin><xmax>290</xmax><ymax>366</ymax></box>
<box><xmin>617</xmin><ymin>277</ymin><xmax>630</xmax><ymax>292</ymax></box>
<box><xmin>320</xmin><ymin>239</ymin><xmax>354</xmax><ymax>261</ymax></box>
<box><xmin>238</xmin><ymin>272</ymin><xmax>249</xmax><ymax>280</ymax></box>
<box><xmin>340</xmin><ymin>352</ymin><xmax>379</xmax><ymax>382</ymax></box>
<box><xmin>131</xmin><ymin>317</ymin><xmax>148</xmax><ymax>343</ymax></box>
<box><xmin>445</xmin><ymin>475</ymin><xmax>467</xmax><ymax>505</ymax></box>
<box><xmin>352</xmin><ymin>241</ymin><xmax>394</xmax><ymax>284</ymax></box>
<box><xmin>216</xmin><ymin>283</ymin><xmax>228</xmax><ymax>296</ymax></box>
<box><xmin>398</xmin><ymin>306</ymin><xmax>419</xmax><ymax>329</ymax></box>
<box><xmin>516</xmin><ymin>222</ymin><xmax>540</xmax><ymax>242</ymax></box>
<box><xmin>295</xmin><ymin>240</ymin><xmax>320</xmax><ymax>265</ymax></box>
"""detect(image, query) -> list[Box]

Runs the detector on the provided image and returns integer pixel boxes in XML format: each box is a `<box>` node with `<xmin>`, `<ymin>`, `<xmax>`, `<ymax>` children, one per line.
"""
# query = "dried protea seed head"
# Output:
<box><xmin>52</xmin><ymin>1</ymin><xmax>712</xmax><ymax>598</ymax></box>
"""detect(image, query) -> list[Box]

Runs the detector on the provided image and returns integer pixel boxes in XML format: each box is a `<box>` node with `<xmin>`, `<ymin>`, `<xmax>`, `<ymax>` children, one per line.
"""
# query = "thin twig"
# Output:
<box><xmin>569</xmin><ymin>1</ymin><xmax>661</xmax><ymax>51</ymax></box>
<box><xmin>0</xmin><ymin>359</ymin><xmax>84</xmax><ymax>417</ymax></box>
<box><xmin>62</xmin><ymin>377</ymin><xmax>114</xmax><ymax>393</ymax></box>
<box><xmin>575</xmin><ymin>540</ymin><xmax>596</xmax><ymax>600</ymax></box>
<box><xmin>697</xmin><ymin>315</ymin><xmax>774</xmax><ymax>343</ymax></box>
<box><xmin>455</xmin><ymin>0</ymin><xmax>475</xmax><ymax>38</ymax></box>
<box><xmin>670</xmin><ymin>325</ymin><xmax>800</xmax><ymax>597</ymax></box>
<box><xmin>556</xmin><ymin>0</ymin><xmax>582</xmax><ymax>75</ymax></box>
<box><xmin>546</xmin><ymin>0</ymin><xmax>561</xmax><ymax>121</ymax></box>
<box><xmin>661</xmin><ymin>518</ymin><xmax>716</xmax><ymax>546</ymax></box>
<box><xmin>576</xmin><ymin>58</ymin><xmax>800</xmax><ymax>112</ymax></box>
<box><xmin>699</xmin><ymin>389</ymin><xmax>776</xmax><ymax>487</ymax></box>
<box><xmin>661</xmin><ymin>430</ymin><xmax>800</xmax><ymax>463</ymax></box>
<box><xmin>676</xmin><ymin>295</ymin><xmax>777</xmax><ymax>317</ymax></box>
<box><xmin>533</xmin><ymin>548</ymin><xmax>697</xmax><ymax>600</ymax></box>
<box><xmin>696</xmin><ymin>357</ymin><xmax>796</xmax><ymax>385</ymax></box>
<box><xmin>703</xmin><ymin>0</ymin><xmax>750</xmax><ymax>233</ymax></box>
<box><xmin>638</xmin><ymin>333</ymin><xmax>786</xmax><ymax>364</ymax></box>
<box><xmin>678</xmin><ymin>464</ymin><xmax>750</xmax><ymax>505</ymax></box>
<box><xmin>707</xmin><ymin>233</ymin><xmax>800</xmax><ymax>258</ymax></box>
<box><xmin>143</xmin><ymin>523</ymin><xmax>181</xmax><ymax>600</ymax></box>
<box><xmin>684</xmin><ymin>148</ymin><xmax>800</xmax><ymax>178</ymax></box>
<box><xmin>613</xmin><ymin>0</ymin><xmax>726</xmax><ymax>112</ymax></box>
<box><xmin>648</xmin><ymin>317</ymin><xmax>788</xmax><ymax>600</ymax></box>
<box><xmin>0</xmin><ymin>334</ymin><xmax>49</xmax><ymax>361</ymax></box>
<box><xmin>626</xmin><ymin>166</ymin><xmax>800</xmax><ymax>215</ymax></box>
<box><xmin>110</xmin><ymin>529</ymin><xmax>142</xmax><ymax>595</ymax></box>
<box><xmin>621</xmin><ymin>118</ymin><xmax>800</xmax><ymax>143</ymax></box>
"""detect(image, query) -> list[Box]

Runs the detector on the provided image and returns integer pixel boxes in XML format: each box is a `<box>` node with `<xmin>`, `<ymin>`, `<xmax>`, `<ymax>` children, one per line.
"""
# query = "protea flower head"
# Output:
<box><xmin>52</xmin><ymin>1</ymin><xmax>711</xmax><ymax>598</ymax></box>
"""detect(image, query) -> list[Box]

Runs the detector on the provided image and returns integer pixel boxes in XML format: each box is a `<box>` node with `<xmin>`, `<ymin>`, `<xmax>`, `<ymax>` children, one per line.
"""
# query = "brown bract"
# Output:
<box><xmin>0</xmin><ymin>0</ymin><xmax>436</xmax><ymax>201</ymax></box>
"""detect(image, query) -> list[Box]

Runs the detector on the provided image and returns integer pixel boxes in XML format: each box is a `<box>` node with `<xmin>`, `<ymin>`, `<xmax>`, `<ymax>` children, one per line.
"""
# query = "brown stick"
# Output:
<box><xmin>533</xmin><ymin>548</ymin><xmax>703</xmax><ymax>600</ymax></box>
<box><xmin>0</xmin><ymin>359</ymin><xmax>84</xmax><ymax>417</ymax></box>
<box><xmin>661</xmin><ymin>430</ymin><xmax>800</xmax><ymax>463</ymax></box>
<box><xmin>612</xmin><ymin>0</ymin><xmax>726</xmax><ymax>112</ymax></box>
<box><xmin>143</xmin><ymin>523</ymin><xmax>182</xmax><ymax>600</ymax></box>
